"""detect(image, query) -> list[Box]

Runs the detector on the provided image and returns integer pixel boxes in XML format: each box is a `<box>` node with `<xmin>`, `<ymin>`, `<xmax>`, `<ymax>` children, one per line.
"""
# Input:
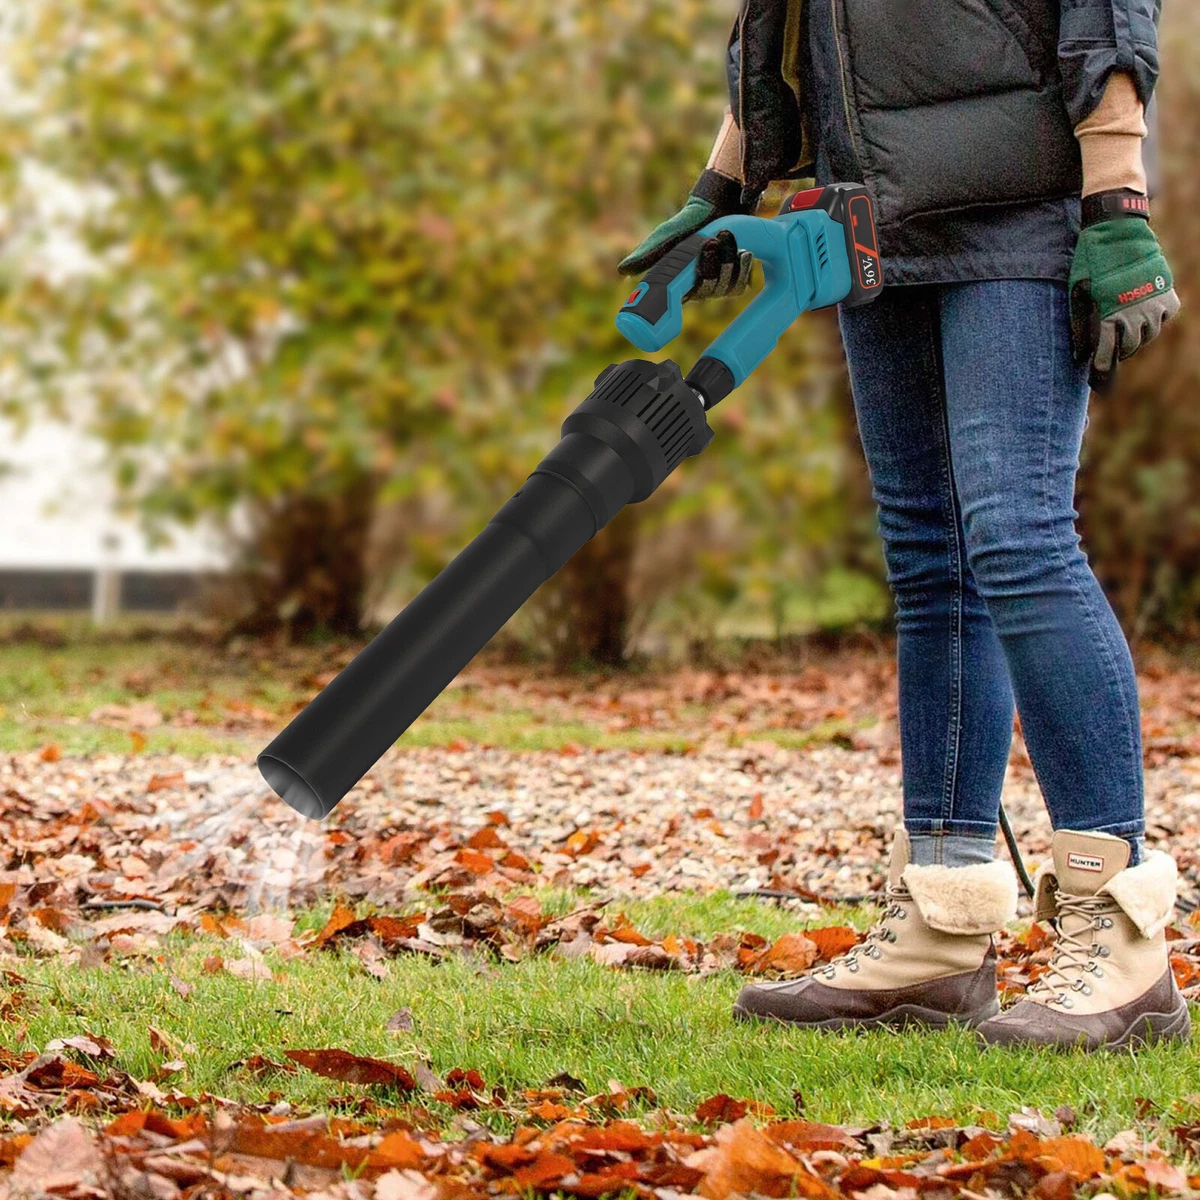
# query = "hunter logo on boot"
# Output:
<box><xmin>1067</xmin><ymin>852</ymin><xmax>1105</xmax><ymax>873</ymax></box>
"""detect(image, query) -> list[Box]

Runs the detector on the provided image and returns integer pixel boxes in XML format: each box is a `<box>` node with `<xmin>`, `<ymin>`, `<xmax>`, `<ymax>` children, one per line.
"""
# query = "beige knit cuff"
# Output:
<box><xmin>1075</xmin><ymin>72</ymin><xmax>1147</xmax><ymax>197</ymax></box>
<box><xmin>706</xmin><ymin>109</ymin><xmax>743</xmax><ymax>182</ymax></box>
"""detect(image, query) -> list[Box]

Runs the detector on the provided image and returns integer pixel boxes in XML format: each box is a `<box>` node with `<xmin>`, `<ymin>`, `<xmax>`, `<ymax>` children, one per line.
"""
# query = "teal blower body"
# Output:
<box><xmin>258</xmin><ymin>183</ymin><xmax>882</xmax><ymax>819</ymax></box>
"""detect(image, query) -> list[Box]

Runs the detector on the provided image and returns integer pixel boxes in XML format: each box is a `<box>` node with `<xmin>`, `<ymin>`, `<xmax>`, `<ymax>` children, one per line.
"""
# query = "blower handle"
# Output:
<box><xmin>615</xmin><ymin>183</ymin><xmax>882</xmax><ymax>395</ymax></box>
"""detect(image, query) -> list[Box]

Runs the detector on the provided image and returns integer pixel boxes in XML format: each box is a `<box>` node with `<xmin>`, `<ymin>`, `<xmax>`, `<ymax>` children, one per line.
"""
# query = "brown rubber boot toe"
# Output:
<box><xmin>734</xmin><ymin>949</ymin><xmax>1001</xmax><ymax>1029</ymax></box>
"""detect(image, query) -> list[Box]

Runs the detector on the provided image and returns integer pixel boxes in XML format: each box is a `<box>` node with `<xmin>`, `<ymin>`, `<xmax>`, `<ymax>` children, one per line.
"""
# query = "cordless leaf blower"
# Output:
<box><xmin>258</xmin><ymin>183</ymin><xmax>883</xmax><ymax>820</ymax></box>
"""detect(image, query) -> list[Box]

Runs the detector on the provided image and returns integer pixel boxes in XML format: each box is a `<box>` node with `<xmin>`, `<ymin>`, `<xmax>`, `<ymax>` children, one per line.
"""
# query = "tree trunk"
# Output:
<box><xmin>235</xmin><ymin>474</ymin><xmax>377</xmax><ymax>641</ymax></box>
<box><xmin>557</xmin><ymin>506</ymin><xmax>639</xmax><ymax>668</ymax></box>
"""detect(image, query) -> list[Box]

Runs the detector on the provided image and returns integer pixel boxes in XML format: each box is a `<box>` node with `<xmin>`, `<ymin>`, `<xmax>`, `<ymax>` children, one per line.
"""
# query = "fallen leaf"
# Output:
<box><xmin>386</xmin><ymin>1008</ymin><xmax>415</xmax><ymax>1033</ymax></box>
<box><xmin>147</xmin><ymin>772</ymin><xmax>187</xmax><ymax>792</ymax></box>
<box><xmin>376</xmin><ymin>1168</ymin><xmax>438</xmax><ymax>1200</ymax></box>
<box><xmin>753</xmin><ymin>933</ymin><xmax>819</xmax><ymax>975</ymax></box>
<box><xmin>11</xmin><ymin>1118</ymin><xmax>101</xmax><ymax>1190</ymax></box>
<box><xmin>284</xmin><ymin>1048</ymin><xmax>417</xmax><ymax>1089</ymax></box>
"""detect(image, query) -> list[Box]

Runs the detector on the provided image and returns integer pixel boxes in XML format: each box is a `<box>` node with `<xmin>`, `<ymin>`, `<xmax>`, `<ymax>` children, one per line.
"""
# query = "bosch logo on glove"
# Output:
<box><xmin>1118</xmin><ymin>280</ymin><xmax>1157</xmax><ymax>304</ymax></box>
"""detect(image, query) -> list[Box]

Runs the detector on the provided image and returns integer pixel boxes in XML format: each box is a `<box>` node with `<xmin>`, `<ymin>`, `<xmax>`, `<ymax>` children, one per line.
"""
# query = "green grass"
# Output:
<box><xmin>4</xmin><ymin>893</ymin><xmax>1197</xmax><ymax>1141</ymax></box>
<box><xmin>0</xmin><ymin>624</ymin><xmax>864</xmax><ymax>757</ymax></box>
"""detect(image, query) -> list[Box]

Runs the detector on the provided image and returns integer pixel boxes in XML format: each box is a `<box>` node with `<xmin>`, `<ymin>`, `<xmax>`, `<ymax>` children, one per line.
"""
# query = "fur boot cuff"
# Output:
<box><xmin>902</xmin><ymin>860</ymin><xmax>1019</xmax><ymax>935</ymax></box>
<box><xmin>1102</xmin><ymin>850</ymin><xmax>1178</xmax><ymax>939</ymax></box>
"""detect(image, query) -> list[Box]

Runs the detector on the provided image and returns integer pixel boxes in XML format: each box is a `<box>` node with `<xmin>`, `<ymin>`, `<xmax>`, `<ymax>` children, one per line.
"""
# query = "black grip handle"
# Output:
<box><xmin>619</xmin><ymin>233</ymin><xmax>709</xmax><ymax>326</ymax></box>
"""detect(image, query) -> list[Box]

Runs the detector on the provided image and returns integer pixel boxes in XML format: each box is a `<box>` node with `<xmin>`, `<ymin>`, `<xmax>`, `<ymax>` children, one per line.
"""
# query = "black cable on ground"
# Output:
<box><xmin>999</xmin><ymin>802</ymin><xmax>1037</xmax><ymax>898</ymax></box>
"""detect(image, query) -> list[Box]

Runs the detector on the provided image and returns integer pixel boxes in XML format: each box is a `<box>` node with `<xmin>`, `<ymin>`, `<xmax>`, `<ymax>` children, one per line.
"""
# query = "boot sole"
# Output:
<box><xmin>1112</xmin><ymin>996</ymin><xmax>1193</xmax><ymax>1050</ymax></box>
<box><xmin>977</xmin><ymin>995</ymin><xmax>1193</xmax><ymax>1051</ymax></box>
<box><xmin>732</xmin><ymin>996</ymin><xmax>1000</xmax><ymax>1032</ymax></box>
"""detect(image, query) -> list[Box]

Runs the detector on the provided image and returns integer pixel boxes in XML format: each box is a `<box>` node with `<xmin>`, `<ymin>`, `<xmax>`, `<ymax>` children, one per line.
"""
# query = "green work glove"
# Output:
<box><xmin>1069</xmin><ymin>189</ymin><xmax>1181</xmax><ymax>391</ymax></box>
<box><xmin>618</xmin><ymin>169</ymin><xmax>757</xmax><ymax>301</ymax></box>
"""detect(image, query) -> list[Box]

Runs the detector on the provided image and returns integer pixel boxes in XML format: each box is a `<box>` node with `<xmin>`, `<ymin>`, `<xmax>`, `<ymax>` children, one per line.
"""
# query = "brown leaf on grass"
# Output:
<box><xmin>45</xmin><ymin>1033</ymin><xmax>115</xmax><ymax>1061</ymax></box>
<box><xmin>386</xmin><ymin>1008</ymin><xmax>415</xmax><ymax>1033</ymax></box>
<box><xmin>225</xmin><ymin>1119</ymin><xmax>382</xmax><ymax>1171</ymax></box>
<box><xmin>765</xmin><ymin>1120</ymin><xmax>863</xmax><ymax>1153</ymax></box>
<box><xmin>698</xmin><ymin>1118</ymin><xmax>833</xmax><ymax>1200</ymax></box>
<box><xmin>11</xmin><ymin>1117</ymin><xmax>101</xmax><ymax>1190</ymax></box>
<box><xmin>752</xmin><ymin>933</ymin><xmax>819</xmax><ymax>975</ymax></box>
<box><xmin>284</xmin><ymin>1048</ymin><xmax>417</xmax><ymax>1090</ymax></box>
<box><xmin>697</xmin><ymin>1094</ymin><xmax>749</xmax><ymax>1125</ymax></box>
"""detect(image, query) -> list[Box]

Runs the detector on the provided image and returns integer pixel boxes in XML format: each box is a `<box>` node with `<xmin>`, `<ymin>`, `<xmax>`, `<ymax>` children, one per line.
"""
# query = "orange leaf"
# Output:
<box><xmin>310</xmin><ymin>901</ymin><xmax>360</xmax><ymax>949</ymax></box>
<box><xmin>564</xmin><ymin>830</ymin><xmax>600</xmax><ymax>857</ymax></box>
<box><xmin>805</xmin><ymin>926</ymin><xmax>860</xmax><ymax>962</ymax></box>
<box><xmin>454</xmin><ymin>849</ymin><xmax>495</xmax><ymax>875</ymax></box>
<box><xmin>528</xmin><ymin>1100</ymin><xmax>573</xmax><ymax>1121</ymax></box>
<box><xmin>467</xmin><ymin>827</ymin><xmax>507</xmax><ymax>851</ymax></box>
<box><xmin>699</xmin><ymin>1119</ymin><xmax>832</xmax><ymax>1200</ymax></box>
<box><xmin>147</xmin><ymin>772</ymin><xmax>186</xmax><ymax>792</ymax></box>
<box><xmin>39</xmin><ymin>744</ymin><xmax>62</xmax><ymax>763</ymax></box>
<box><xmin>1037</xmin><ymin>1136</ymin><xmax>1105</xmax><ymax>1180</ymax></box>
<box><xmin>374</xmin><ymin>1130</ymin><xmax>425</xmax><ymax>1169</ymax></box>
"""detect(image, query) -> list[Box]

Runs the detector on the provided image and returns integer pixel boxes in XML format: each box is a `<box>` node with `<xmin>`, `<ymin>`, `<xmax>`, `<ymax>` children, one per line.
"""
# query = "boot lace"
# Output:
<box><xmin>1028</xmin><ymin>892</ymin><xmax>1117</xmax><ymax>1009</ymax></box>
<box><xmin>819</xmin><ymin>886</ymin><xmax>910</xmax><ymax>980</ymax></box>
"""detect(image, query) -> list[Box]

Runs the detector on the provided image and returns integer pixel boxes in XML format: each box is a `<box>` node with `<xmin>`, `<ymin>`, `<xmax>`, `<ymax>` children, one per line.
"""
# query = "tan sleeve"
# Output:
<box><xmin>1075</xmin><ymin>72</ymin><xmax>1147</xmax><ymax>197</ymax></box>
<box><xmin>706</xmin><ymin>109</ymin><xmax>744</xmax><ymax>182</ymax></box>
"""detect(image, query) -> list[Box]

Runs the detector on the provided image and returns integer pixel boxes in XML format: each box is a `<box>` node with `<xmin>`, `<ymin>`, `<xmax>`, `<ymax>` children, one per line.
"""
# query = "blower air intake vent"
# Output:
<box><xmin>814</xmin><ymin>228</ymin><xmax>829</xmax><ymax>272</ymax></box>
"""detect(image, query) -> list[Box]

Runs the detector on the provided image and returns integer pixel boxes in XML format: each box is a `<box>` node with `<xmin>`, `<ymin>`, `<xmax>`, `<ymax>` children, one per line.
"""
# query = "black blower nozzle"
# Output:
<box><xmin>258</xmin><ymin>359</ymin><xmax>713</xmax><ymax>818</ymax></box>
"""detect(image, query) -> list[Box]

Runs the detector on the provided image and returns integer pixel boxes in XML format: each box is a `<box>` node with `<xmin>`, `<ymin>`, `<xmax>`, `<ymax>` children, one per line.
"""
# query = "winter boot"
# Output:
<box><xmin>978</xmin><ymin>830</ymin><xmax>1191</xmax><ymax>1050</ymax></box>
<box><xmin>733</xmin><ymin>829</ymin><xmax>1017</xmax><ymax>1030</ymax></box>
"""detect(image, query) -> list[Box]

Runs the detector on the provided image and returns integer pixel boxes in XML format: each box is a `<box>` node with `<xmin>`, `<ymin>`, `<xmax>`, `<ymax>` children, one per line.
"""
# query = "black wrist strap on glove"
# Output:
<box><xmin>691</xmin><ymin>168</ymin><xmax>758</xmax><ymax>215</ymax></box>
<box><xmin>1081</xmin><ymin>188</ymin><xmax>1150</xmax><ymax>228</ymax></box>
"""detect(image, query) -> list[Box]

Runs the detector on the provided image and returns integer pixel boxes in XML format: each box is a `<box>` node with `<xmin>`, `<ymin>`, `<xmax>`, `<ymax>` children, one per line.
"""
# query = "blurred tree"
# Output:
<box><xmin>1078</xmin><ymin>2</ymin><xmax>1200</xmax><ymax>645</ymax></box>
<box><xmin>0</xmin><ymin>0</ymin><xmax>709</xmax><ymax>641</ymax></box>
<box><xmin>0</xmin><ymin>0</ymin><xmax>873</xmax><ymax>655</ymax></box>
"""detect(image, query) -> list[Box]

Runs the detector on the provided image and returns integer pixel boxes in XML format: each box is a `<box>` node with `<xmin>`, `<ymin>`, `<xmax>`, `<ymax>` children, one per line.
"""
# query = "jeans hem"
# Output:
<box><xmin>904</xmin><ymin>820</ymin><xmax>997</xmax><ymax>838</ymax></box>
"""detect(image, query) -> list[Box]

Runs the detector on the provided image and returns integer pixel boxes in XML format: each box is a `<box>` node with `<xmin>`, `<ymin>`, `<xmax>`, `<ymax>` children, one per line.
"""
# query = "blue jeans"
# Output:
<box><xmin>839</xmin><ymin>280</ymin><xmax>1144</xmax><ymax>868</ymax></box>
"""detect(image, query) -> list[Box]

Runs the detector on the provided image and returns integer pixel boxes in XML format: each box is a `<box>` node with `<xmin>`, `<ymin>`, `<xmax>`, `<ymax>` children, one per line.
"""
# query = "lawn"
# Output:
<box><xmin>2</xmin><ymin>626</ymin><xmax>1200</xmax><ymax>1195</ymax></box>
<box><xmin>6</xmin><ymin>893</ymin><xmax>1200</xmax><ymax>1144</ymax></box>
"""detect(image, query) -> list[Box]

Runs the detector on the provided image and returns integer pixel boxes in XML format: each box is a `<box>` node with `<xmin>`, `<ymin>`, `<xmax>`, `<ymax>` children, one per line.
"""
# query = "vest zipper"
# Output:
<box><xmin>828</xmin><ymin>0</ymin><xmax>867</xmax><ymax>183</ymax></box>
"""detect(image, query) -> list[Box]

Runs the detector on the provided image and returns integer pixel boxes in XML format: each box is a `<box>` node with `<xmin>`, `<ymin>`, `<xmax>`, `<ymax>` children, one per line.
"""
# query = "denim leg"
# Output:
<box><xmin>938</xmin><ymin>280</ymin><xmax>1144</xmax><ymax>859</ymax></box>
<box><xmin>840</xmin><ymin>289</ymin><xmax>1014</xmax><ymax>861</ymax></box>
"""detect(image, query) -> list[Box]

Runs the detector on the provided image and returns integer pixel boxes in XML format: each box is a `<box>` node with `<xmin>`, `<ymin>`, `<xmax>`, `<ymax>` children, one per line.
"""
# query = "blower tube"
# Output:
<box><xmin>258</xmin><ymin>358</ymin><xmax>714</xmax><ymax>819</ymax></box>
